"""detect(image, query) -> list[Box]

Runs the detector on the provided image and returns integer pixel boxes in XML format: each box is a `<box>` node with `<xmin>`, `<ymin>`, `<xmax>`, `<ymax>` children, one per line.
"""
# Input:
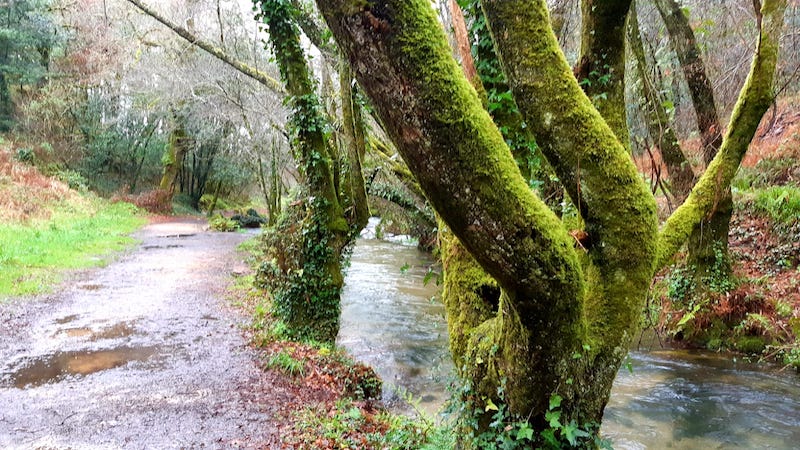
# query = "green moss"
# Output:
<box><xmin>734</xmin><ymin>336</ymin><xmax>767</xmax><ymax>354</ymax></box>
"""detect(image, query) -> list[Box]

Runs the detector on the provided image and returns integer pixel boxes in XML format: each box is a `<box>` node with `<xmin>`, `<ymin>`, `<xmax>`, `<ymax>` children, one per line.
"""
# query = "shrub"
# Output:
<box><xmin>112</xmin><ymin>189</ymin><xmax>173</xmax><ymax>214</ymax></box>
<box><xmin>14</xmin><ymin>147</ymin><xmax>35</xmax><ymax>164</ymax></box>
<box><xmin>209</xmin><ymin>214</ymin><xmax>239</xmax><ymax>232</ymax></box>
<box><xmin>231</xmin><ymin>208</ymin><xmax>267</xmax><ymax>228</ymax></box>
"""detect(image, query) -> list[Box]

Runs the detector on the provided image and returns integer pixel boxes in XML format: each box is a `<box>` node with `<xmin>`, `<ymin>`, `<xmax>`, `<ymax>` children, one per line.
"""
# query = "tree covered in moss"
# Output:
<box><xmin>253</xmin><ymin>0</ymin><xmax>368</xmax><ymax>343</ymax></box>
<box><xmin>314</xmin><ymin>0</ymin><xmax>787</xmax><ymax>445</ymax></box>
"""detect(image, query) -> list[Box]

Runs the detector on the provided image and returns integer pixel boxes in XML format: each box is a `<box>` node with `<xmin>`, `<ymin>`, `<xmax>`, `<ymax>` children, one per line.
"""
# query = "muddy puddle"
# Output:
<box><xmin>54</xmin><ymin>321</ymin><xmax>138</xmax><ymax>340</ymax></box>
<box><xmin>6</xmin><ymin>346</ymin><xmax>163</xmax><ymax>388</ymax></box>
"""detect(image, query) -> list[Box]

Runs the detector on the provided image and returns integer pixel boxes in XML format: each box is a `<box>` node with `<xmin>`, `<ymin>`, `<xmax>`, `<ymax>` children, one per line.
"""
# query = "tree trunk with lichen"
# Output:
<box><xmin>254</xmin><ymin>0</ymin><xmax>350</xmax><ymax>343</ymax></box>
<box><xmin>575</xmin><ymin>0</ymin><xmax>632</xmax><ymax>148</ymax></box>
<box><xmin>654</xmin><ymin>0</ymin><xmax>723</xmax><ymax>162</ymax></box>
<box><xmin>340</xmin><ymin>58</ymin><xmax>370</xmax><ymax>230</ymax></box>
<box><xmin>316</xmin><ymin>0</ymin><xmax>786</xmax><ymax>444</ymax></box>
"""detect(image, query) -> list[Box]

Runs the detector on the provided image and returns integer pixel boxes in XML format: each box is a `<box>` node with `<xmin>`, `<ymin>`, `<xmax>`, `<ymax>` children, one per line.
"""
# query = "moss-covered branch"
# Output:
<box><xmin>575</xmin><ymin>0</ymin><xmax>632</xmax><ymax>147</ymax></box>
<box><xmin>657</xmin><ymin>0</ymin><xmax>787</xmax><ymax>269</ymax></box>
<box><xmin>124</xmin><ymin>0</ymin><xmax>284</xmax><ymax>95</ymax></box>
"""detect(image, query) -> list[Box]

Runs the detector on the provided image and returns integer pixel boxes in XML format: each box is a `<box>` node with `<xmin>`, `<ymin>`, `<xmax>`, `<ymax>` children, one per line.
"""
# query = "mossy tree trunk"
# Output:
<box><xmin>649</xmin><ymin>0</ymin><xmax>732</xmax><ymax>278</ymax></box>
<box><xmin>0</xmin><ymin>70</ymin><xmax>12</xmax><ymax>132</ymax></box>
<box><xmin>654</xmin><ymin>0</ymin><xmax>723</xmax><ymax>163</ymax></box>
<box><xmin>159</xmin><ymin>112</ymin><xmax>191</xmax><ymax>204</ymax></box>
<box><xmin>318</xmin><ymin>0</ymin><xmax>786</xmax><ymax>444</ymax></box>
<box><xmin>255</xmin><ymin>0</ymin><xmax>350</xmax><ymax>343</ymax></box>
<box><xmin>575</xmin><ymin>0</ymin><xmax>632</xmax><ymax>148</ymax></box>
<box><xmin>339</xmin><ymin>58</ymin><xmax>370</xmax><ymax>230</ymax></box>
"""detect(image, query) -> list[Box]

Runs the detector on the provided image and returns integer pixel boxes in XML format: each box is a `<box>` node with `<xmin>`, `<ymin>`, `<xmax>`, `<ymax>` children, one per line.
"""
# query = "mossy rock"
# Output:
<box><xmin>733</xmin><ymin>336</ymin><xmax>767</xmax><ymax>354</ymax></box>
<box><xmin>232</xmin><ymin>209</ymin><xmax>267</xmax><ymax>228</ymax></box>
<box><xmin>706</xmin><ymin>338</ymin><xmax>724</xmax><ymax>351</ymax></box>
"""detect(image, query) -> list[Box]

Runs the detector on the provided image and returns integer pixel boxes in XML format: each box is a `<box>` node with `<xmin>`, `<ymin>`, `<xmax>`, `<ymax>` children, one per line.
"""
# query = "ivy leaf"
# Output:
<box><xmin>564</xmin><ymin>420</ymin><xmax>590</xmax><ymax>446</ymax></box>
<box><xmin>516</xmin><ymin>423</ymin><xmax>534</xmax><ymax>441</ymax></box>
<box><xmin>541</xmin><ymin>429</ymin><xmax>559</xmax><ymax>448</ymax></box>
<box><xmin>485</xmin><ymin>398</ymin><xmax>499</xmax><ymax>412</ymax></box>
<box><xmin>545</xmin><ymin>410</ymin><xmax>562</xmax><ymax>429</ymax></box>
<box><xmin>549</xmin><ymin>394</ymin><xmax>563</xmax><ymax>411</ymax></box>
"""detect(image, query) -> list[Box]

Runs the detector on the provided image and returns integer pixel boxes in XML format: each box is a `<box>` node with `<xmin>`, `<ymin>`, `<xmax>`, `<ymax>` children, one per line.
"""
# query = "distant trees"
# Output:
<box><xmin>0</xmin><ymin>0</ymin><xmax>60</xmax><ymax>130</ymax></box>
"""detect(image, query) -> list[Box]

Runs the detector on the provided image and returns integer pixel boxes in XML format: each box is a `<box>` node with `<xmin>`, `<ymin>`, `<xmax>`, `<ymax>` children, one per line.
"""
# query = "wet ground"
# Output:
<box><xmin>0</xmin><ymin>219</ymin><xmax>278</xmax><ymax>448</ymax></box>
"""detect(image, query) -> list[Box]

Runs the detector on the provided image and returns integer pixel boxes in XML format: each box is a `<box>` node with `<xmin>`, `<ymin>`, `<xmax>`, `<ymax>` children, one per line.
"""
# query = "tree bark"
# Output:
<box><xmin>654</xmin><ymin>0</ymin><xmax>723</xmax><ymax>164</ymax></box>
<box><xmin>339</xmin><ymin>58</ymin><xmax>370</xmax><ymax>229</ymax></box>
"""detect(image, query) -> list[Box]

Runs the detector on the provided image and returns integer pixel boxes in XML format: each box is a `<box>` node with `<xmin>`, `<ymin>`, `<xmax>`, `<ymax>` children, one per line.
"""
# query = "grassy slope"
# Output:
<box><xmin>0</xmin><ymin>145</ymin><xmax>146</xmax><ymax>299</ymax></box>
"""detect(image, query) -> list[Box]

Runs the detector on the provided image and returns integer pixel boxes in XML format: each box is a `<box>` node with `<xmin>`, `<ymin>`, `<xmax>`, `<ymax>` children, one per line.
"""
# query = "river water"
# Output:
<box><xmin>338</xmin><ymin>228</ymin><xmax>800</xmax><ymax>448</ymax></box>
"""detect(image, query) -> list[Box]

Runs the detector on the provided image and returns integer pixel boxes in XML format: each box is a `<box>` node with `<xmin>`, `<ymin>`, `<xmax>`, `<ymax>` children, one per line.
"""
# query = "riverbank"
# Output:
<box><xmin>649</xmin><ymin>115</ymin><xmax>800</xmax><ymax>370</ymax></box>
<box><xmin>225</xmin><ymin>239</ymin><xmax>453</xmax><ymax>449</ymax></box>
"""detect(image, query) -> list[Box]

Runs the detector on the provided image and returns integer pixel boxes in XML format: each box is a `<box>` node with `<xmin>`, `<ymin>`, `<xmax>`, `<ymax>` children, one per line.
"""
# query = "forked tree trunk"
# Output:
<box><xmin>651</xmin><ymin>0</ymin><xmax>733</xmax><ymax>278</ymax></box>
<box><xmin>317</xmin><ymin>0</ymin><xmax>785</xmax><ymax>444</ymax></box>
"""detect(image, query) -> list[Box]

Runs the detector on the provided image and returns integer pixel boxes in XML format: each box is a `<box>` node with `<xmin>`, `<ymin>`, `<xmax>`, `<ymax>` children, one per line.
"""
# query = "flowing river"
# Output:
<box><xmin>338</xmin><ymin>225</ymin><xmax>800</xmax><ymax>448</ymax></box>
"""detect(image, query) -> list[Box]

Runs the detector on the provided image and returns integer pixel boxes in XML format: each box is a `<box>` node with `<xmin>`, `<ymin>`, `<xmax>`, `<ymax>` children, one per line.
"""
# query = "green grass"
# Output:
<box><xmin>265</xmin><ymin>349</ymin><xmax>306</xmax><ymax>376</ymax></box>
<box><xmin>0</xmin><ymin>200</ymin><xmax>146</xmax><ymax>299</ymax></box>
<box><xmin>752</xmin><ymin>185</ymin><xmax>800</xmax><ymax>226</ymax></box>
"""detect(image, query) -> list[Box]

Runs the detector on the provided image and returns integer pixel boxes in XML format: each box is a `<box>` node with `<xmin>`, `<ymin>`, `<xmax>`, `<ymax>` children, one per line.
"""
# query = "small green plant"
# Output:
<box><xmin>666</xmin><ymin>266</ymin><xmax>694</xmax><ymax>302</ymax></box>
<box><xmin>14</xmin><ymin>147</ymin><xmax>35</xmax><ymax>164</ymax></box>
<box><xmin>56</xmin><ymin>169</ymin><xmax>89</xmax><ymax>192</ymax></box>
<box><xmin>287</xmin><ymin>398</ymin><xmax>451</xmax><ymax>449</ymax></box>
<box><xmin>265</xmin><ymin>349</ymin><xmax>305</xmax><ymax>376</ymax></box>
<box><xmin>734</xmin><ymin>313</ymin><xmax>774</xmax><ymax>337</ymax></box>
<box><xmin>455</xmin><ymin>379</ymin><xmax>610</xmax><ymax>449</ymax></box>
<box><xmin>782</xmin><ymin>345</ymin><xmax>800</xmax><ymax>370</ymax></box>
<box><xmin>208</xmin><ymin>214</ymin><xmax>240</xmax><ymax>232</ymax></box>
<box><xmin>775</xmin><ymin>300</ymin><xmax>793</xmax><ymax>319</ymax></box>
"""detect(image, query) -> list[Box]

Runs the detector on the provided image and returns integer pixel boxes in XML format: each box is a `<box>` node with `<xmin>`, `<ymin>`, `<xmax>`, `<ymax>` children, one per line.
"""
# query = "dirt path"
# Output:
<box><xmin>0</xmin><ymin>219</ymin><xmax>280</xmax><ymax>449</ymax></box>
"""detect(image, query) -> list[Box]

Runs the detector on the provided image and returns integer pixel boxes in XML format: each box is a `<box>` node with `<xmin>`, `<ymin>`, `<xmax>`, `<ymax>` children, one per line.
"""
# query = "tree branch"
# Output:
<box><xmin>656</xmin><ymin>0</ymin><xmax>787</xmax><ymax>269</ymax></box>
<box><xmin>123</xmin><ymin>0</ymin><xmax>284</xmax><ymax>95</ymax></box>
